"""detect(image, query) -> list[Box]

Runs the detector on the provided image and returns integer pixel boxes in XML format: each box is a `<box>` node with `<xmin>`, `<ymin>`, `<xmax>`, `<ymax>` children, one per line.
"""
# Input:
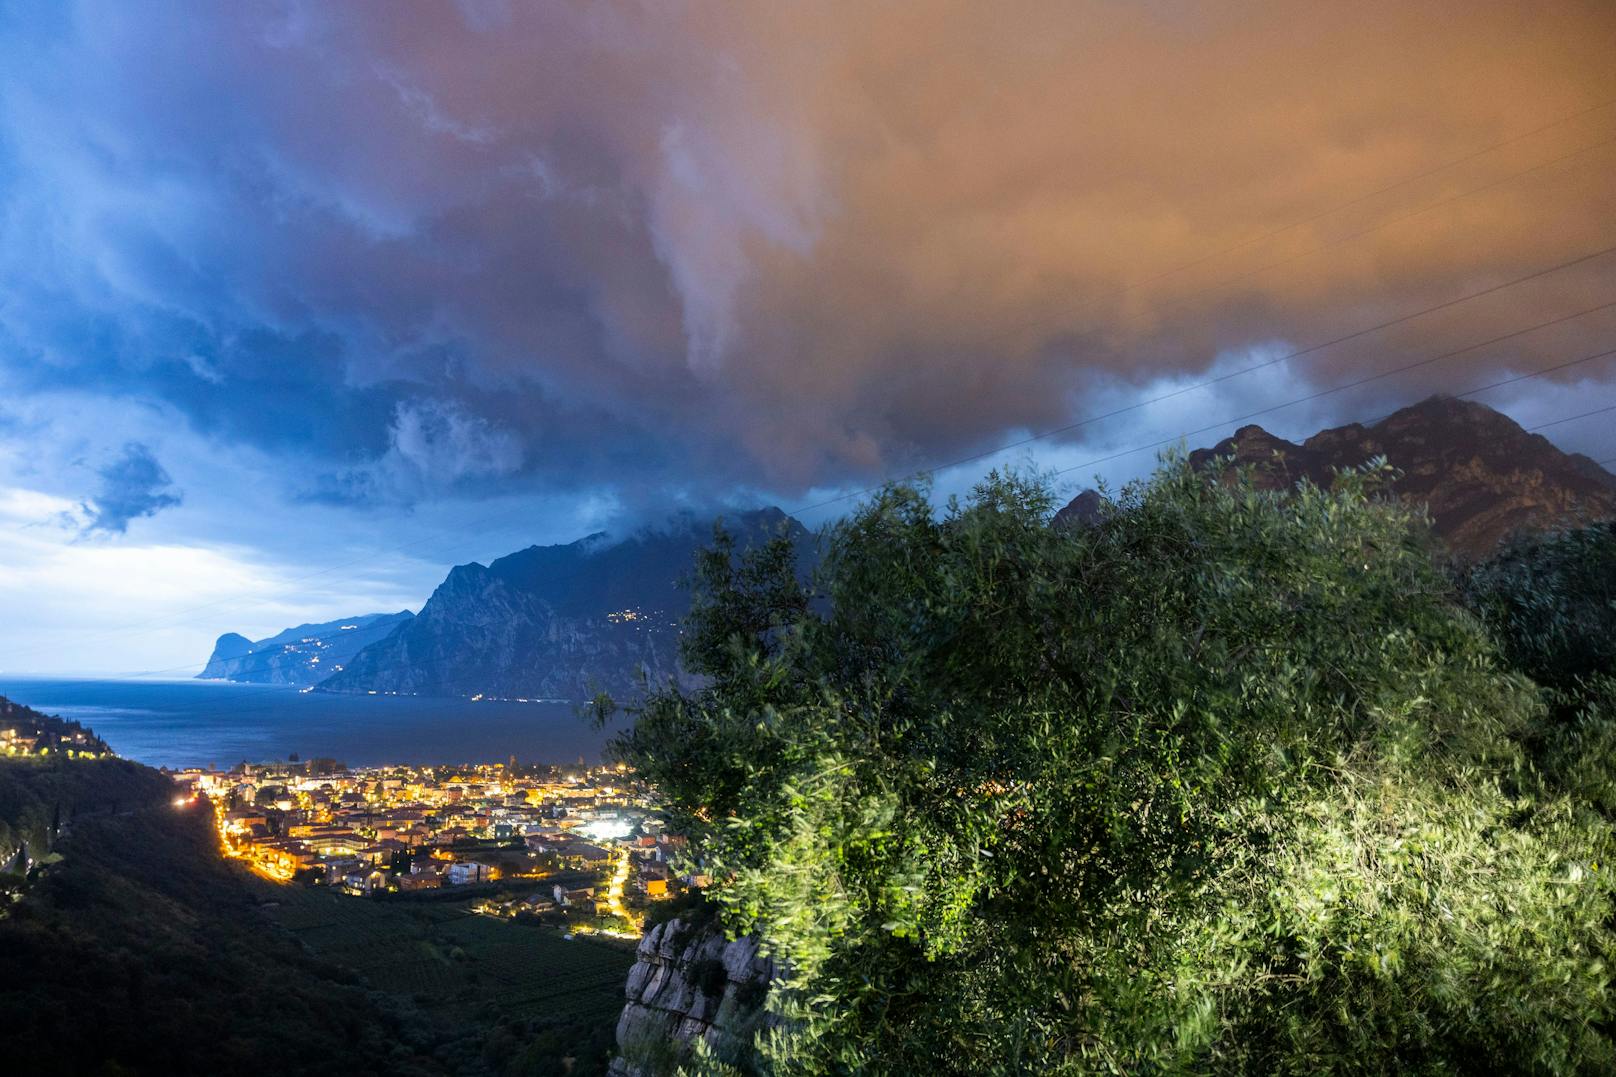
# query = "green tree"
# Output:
<box><xmin>612</xmin><ymin>461</ymin><xmax>1616</xmax><ymax>1074</ymax></box>
<box><xmin>1460</xmin><ymin>519</ymin><xmax>1616</xmax><ymax>820</ymax></box>
<box><xmin>1459</xmin><ymin>518</ymin><xmax>1616</xmax><ymax>691</ymax></box>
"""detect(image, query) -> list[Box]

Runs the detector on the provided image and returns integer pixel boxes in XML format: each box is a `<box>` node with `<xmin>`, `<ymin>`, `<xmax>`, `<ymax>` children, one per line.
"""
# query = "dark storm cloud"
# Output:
<box><xmin>80</xmin><ymin>443</ymin><xmax>183</xmax><ymax>534</ymax></box>
<box><xmin>1</xmin><ymin>1</ymin><xmax>1614</xmax><ymax>507</ymax></box>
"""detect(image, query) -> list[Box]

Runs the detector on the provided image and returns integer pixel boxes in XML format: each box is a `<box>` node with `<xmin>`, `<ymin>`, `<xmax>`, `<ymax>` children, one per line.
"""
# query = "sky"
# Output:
<box><xmin>1</xmin><ymin>0</ymin><xmax>1615</xmax><ymax>674</ymax></box>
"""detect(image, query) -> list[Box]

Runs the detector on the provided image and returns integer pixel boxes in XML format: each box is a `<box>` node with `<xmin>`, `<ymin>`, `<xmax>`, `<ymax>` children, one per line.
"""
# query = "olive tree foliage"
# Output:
<box><xmin>1459</xmin><ymin>518</ymin><xmax>1616</xmax><ymax>691</ymax></box>
<box><xmin>1460</xmin><ymin>518</ymin><xmax>1616</xmax><ymax>819</ymax></box>
<box><xmin>608</xmin><ymin>460</ymin><xmax>1616</xmax><ymax>1074</ymax></box>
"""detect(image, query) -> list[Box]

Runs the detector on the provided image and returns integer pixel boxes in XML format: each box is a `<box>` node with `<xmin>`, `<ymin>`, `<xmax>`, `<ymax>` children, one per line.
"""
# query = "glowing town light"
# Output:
<box><xmin>577</xmin><ymin>817</ymin><xmax>633</xmax><ymax>841</ymax></box>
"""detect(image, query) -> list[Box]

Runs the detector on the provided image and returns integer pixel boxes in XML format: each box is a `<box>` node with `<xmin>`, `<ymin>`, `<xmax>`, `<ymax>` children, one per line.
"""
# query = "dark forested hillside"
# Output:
<box><xmin>0</xmin><ymin>753</ymin><xmax>169</xmax><ymax>885</ymax></box>
<box><xmin>1</xmin><ymin>694</ymin><xmax>109</xmax><ymax>755</ymax></box>
<box><xmin>0</xmin><ymin>750</ymin><xmax>447</xmax><ymax>1076</ymax></box>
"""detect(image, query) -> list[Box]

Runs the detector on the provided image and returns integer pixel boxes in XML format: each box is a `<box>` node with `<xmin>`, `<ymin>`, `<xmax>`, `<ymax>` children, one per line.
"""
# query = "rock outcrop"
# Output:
<box><xmin>1095</xmin><ymin>396</ymin><xmax>1616</xmax><ymax>562</ymax></box>
<box><xmin>609</xmin><ymin>917</ymin><xmax>776</xmax><ymax>1076</ymax></box>
<box><xmin>1053</xmin><ymin>488</ymin><xmax>1104</xmax><ymax>530</ymax></box>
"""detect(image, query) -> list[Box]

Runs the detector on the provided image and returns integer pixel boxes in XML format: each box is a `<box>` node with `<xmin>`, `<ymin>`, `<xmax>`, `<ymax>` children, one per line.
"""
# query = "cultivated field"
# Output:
<box><xmin>261</xmin><ymin>885</ymin><xmax>635</xmax><ymax>1026</ymax></box>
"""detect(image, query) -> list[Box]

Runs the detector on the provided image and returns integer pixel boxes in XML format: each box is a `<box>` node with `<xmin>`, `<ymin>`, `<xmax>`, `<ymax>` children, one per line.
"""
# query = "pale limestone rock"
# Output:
<box><xmin>608</xmin><ymin>916</ymin><xmax>777</xmax><ymax>1076</ymax></box>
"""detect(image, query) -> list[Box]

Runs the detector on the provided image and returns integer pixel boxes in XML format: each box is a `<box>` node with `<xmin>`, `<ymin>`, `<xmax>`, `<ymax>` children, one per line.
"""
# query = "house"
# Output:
<box><xmin>305</xmin><ymin>833</ymin><xmax>363</xmax><ymax>857</ymax></box>
<box><xmin>446</xmin><ymin>860</ymin><xmax>500</xmax><ymax>886</ymax></box>
<box><xmin>635</xmin><ymin>860</ymin><xmax>671</xmax><ymax>897</ymax></box>
<box><xmin>553</xmin><ymin>884</ymin><xmax>594</xmax><ymax>907</ymax></box>
<box><xmin>251</xmin><ymin>839</ymin><xmax>316</xmax><ymax>875</ymax></box>
<box><xmin>398</xmin><ymin>870</ymin><xmax>443</xmax><ymax>892</ymax></box>
<box><xmin>525</xmin><ymin>832</ymin><xmax>574</xmax><ymax>854</ymax></box>
<box><xmin>324</xmin><ymin>856</ymin><xmax>365</xmax><ymax>883</ymax></box>
<box><xmin>554</xmin><ymin>842</ymin><xmax>612</xmax><ymax>869</ymax></box>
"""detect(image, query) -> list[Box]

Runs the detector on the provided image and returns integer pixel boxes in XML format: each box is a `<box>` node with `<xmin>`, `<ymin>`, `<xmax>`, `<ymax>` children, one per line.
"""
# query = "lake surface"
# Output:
<box><xmin>0</xmin><ymin>678</ymin><xmax>617</xmax><ymax>770</ymax></box>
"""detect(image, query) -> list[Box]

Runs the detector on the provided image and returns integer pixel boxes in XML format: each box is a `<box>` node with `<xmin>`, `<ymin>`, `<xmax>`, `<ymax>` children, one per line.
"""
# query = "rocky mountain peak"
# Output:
<box><xmin>197</xmin><ymin>612</ymin><xmax>415</xmax><ymax>687</ymax></box>
<box><xmin>319</xmin><ymin>507</ymin><xmax>816</xmax><ymax>702</ymax></box>
<box><xmin>1053</xmin><ymin>397</ymin><xmax>1615</xmax><ymax>562</ymax></box>
<box><xmin>1053</xmin><ymin>488</ymin><xmax>1104</xmax><ymax>530</ymax></box>
<box><xmin>209</xmin><ymin>632</ymin><xmax>253</xmax><ymax>662</ymax></box>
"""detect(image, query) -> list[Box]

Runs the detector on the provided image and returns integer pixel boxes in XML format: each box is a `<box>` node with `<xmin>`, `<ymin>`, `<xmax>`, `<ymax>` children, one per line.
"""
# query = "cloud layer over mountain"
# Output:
<box><xmin>1</xmin><ymin>1</ymin><xmax>1612</xmax><ymax>511</ymax></box>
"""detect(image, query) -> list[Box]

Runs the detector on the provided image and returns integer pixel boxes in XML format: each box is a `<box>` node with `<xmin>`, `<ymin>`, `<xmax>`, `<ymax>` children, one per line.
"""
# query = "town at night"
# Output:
<box><xmin>4</xmin><ymin>2</ymin><xmax>1616</xmax><ymax>1073</ymax></box>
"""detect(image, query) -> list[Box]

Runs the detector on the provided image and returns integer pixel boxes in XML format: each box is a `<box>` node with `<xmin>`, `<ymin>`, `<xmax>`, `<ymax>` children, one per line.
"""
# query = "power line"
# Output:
<box><xmin>781</xmin><ymin>121</ymin><xmax>1616</xmax><ymax>521</ymax></box>
<box><xmin>789</xmin><ymin>241</ymin><xmax>1616</xmax><ymax>516</ymax></box>
<box><xmin>1530</xmin><ymin>402</ymin><xmax>1616</xmax><ymax>432</ymax></box>
<box><xmin>14</xmin><ymin>331</ymin><xmax>1616</xmax><ymax>729</ymax></box>
<box><xmin>1047</xmin><ymin>343</ymin><xmax>1616</xmax><ymax>482</ymax></box>
<box><xmin>10</xmin><ymin>112</ymin><xmax>1616</xmax><ymax>665</ymax></box>
<box><xmin>927</xmin><ymin>117</ymin><xmax>1616</xmax><ymax>374</ymax></box>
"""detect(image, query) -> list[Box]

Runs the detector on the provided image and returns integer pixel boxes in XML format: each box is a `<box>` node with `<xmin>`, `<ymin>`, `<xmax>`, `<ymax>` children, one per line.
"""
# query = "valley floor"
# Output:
<box><xmin>261</xmin><ymin>883</ymin><xmax>634</xmax><ymax>1057</ymax></box>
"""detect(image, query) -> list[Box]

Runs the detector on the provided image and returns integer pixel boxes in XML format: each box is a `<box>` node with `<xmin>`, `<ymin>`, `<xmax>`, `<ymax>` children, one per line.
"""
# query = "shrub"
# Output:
<box><xmin>643</xmin><ymin>887</ymin><xmax>718</xmax><ymax>932</ymax></box>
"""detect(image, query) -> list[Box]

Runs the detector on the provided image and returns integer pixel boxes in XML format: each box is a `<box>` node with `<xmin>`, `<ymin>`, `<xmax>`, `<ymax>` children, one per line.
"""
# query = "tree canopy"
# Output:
<box><xmin>1459</xmin><ymin>518</ymin><xmax>1616</xmax><ymax>691</ymax></box>
<box><xmin>611</xmin><ymin>460</ymin><xmax>1616</xmax><ymax>1074</ymax></box>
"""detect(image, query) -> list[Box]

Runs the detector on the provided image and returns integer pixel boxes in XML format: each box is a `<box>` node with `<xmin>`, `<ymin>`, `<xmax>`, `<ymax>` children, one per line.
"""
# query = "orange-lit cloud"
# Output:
<box><xmin>1</xmin><ymin>0</ymin><xmax>1614</xmax><ymax>503</ymax></box>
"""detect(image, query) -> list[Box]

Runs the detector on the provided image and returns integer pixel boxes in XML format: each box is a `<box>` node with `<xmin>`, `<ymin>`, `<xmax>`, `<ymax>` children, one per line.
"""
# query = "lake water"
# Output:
<box><xmin>0</xmin><ymin>678</ymin><xmax>618</xmax><ymax>770</ymax></box>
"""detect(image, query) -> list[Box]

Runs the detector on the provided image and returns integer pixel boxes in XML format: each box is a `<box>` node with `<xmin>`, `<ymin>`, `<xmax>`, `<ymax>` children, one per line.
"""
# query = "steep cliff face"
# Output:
<box><xmin>1174</xmin><ymin>397</ymin><xmax>1616</xmax><ymax>561</ymax></box>
<box><xmin>610</xmin><ymin>917</ymin><xmax>776</xmax><ymax>1076</ymax></box>
<box><xmin>322</xmin><ymin>508</ymin><xmax>813</xmax><ymax>702</ymax></box>
<box><xmin>320</xmin><ymin>556</ymin><xmax>688</xmax><ymax>701</ymax></box>
<box><xmin>196</xmin><ymin>612</ymin><xmax>415</xmax><ymax>685</ymax></box>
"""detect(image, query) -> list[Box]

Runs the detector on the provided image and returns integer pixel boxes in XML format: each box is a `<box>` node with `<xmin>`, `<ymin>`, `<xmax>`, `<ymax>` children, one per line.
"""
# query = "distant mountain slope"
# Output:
<box><xmin>320</xmin><ymin>509</ymin><xmax>812</xmax><ymax>702</ymax></box>
<box><xmin>1158</xmin><ymin>396</ymin><xmax>1616</xmax><ymax>560</ymax></box>
<box><xmin>197</xmin><ymin>611</ymin><xmax>415</xmax><ymax>686</ymax></box>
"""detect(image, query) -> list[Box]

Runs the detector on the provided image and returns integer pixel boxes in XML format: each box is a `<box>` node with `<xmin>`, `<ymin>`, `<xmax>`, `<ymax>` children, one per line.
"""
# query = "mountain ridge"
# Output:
<box><xmin>1168</xmin><ymin>396</ymin><xmax>1616</xmax><ymax>559</ymax></box>
<box><xmin>197</xmin><ymin>610</ymin><xmax>415</xmax><ymax>686</ymax></box>
<box><xmin>319</xmin><ymin>508</ymin><xmax>812</xmax><ymax>702</ymax></box>
<box><xmin>217</xmin><ymin>399</ymin><xmax>1609</xmax><ymax>702</ymax></box>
